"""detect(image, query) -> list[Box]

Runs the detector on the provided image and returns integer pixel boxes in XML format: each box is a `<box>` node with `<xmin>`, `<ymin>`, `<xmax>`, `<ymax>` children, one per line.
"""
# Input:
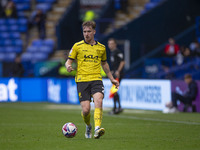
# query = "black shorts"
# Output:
<box><xmin>77</xmin><ymin>80</ymin><xmax>104</xmax><ymax>102</ymax></box>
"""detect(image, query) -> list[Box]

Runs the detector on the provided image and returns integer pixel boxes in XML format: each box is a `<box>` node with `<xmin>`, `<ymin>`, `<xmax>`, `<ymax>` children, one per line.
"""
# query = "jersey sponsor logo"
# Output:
<box><xmin>84</xmin><ymin>55</ymin><xmax>99</xmax><ymax>59</ymax></box>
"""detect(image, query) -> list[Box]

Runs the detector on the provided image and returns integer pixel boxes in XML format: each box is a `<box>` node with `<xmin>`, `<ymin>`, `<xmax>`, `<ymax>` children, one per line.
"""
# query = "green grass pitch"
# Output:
<box><xmin>0</xmin><ymin>102</ymin><xmax>200</xmax><ymax>150</ymax></box>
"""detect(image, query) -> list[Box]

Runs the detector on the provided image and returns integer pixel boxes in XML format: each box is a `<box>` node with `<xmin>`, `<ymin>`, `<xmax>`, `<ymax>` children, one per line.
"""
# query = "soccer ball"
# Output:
<box><xmin>62</xmin><ymin>122</ymin><xmax>77</xmax><ymax>138</ymax></box>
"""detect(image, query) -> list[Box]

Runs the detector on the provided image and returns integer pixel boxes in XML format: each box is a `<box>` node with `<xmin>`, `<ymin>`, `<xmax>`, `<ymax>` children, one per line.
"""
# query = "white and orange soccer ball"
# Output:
<box><xmin>62</xmin><ymin>122</ymin><xmax>77</xmax><ymax>138</ymax></box>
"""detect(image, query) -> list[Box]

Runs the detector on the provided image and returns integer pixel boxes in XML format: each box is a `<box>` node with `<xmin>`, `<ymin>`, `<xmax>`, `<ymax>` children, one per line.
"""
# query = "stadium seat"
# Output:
<box><xmin>10</xmin><ymin>32</ymin><xmax>21</xmax><ymax>39</ymax></box>
<box><xmin>5</xmin><ymin>52</ymin><xmax>17</xmax><ymax>62</ymax></box>
<box><xmin>36</xmin><ymin>3</ymin><xmax>52</xmax><ymax>12</ymax></box>
<box><xmin>0</xmin><ymin>25</ymin><xmax>8</xmax><ymax>31</ymax></box>
<box><xmin>0</xmin><ymin>32</ymin><xmax>9</xmax><ymax>39</ymax></box>
<box><xmin>19</xmin><ymin>25</ymin><xmax>28</xmax><ymax>32</ymax></box>
<box><xmin>0</xmin><ymin>47</ymin><xmax>5</xmax><ymax>52</ymax></box>
<box><xmin>0</xmin><ymin>53</ymin><xmax>5</xmax><ymax>61</ymax></box>
<box><xmin>0</xmin><ymin>32</ymin><xmax>21</xmax><ymax>40</ymax></box>
<box><xmin>36</xmin><ymin>0</ymin><xmax>56</xmax><ymax>3</ymax></box>
<box><xmin>0</xmin><ymin>39</ymin><xmax>12</xmax><ymax>46</ymax></box>
<box><xmin>18</xmin><ymin>11</ymin><xmax>27</xmax><ymax>18</ymax></box>
<box><xmin>21</xmin><ymin>52</ymin><xmax>32</xmax><ymax>62</ymax></box>
<box><xmin>33</xmin><ymin>52</ymin><xmax>48</xmax><ymax>61</ymax></box>
<box><xmin>5</xmin><ymin>46</ymin><xmax>22</xmax><ymax>53</ymax></box>
<box><xmin>9</xmin><ymin>25</ymin><xmax>19</xmax><ymax>31</ymax></box>
<box><xmin>27</xmin><ymin>46</ymin><xmax>39</xmax><ymax>52</ymax></box>
<box><xmin>32</xmin><ymin>39</ymin><xmax>44</xmax><ymax>46</ymax></box>
<box><xmin>39</xmin><ymin>46</ymin><xmax>53</xmax><ymax>53</ymax></box>
<box><xmin>6</xmin><ymin>19</ymin><xmax>18</xmax><ymax>25</ymax></box>
<box><xmin>12</xmin><ymin>39</ymin><xmax>23</xmax><ymax>46</ymax></box>
<box><xmin>0</xmin><ymin>19</ymin><xmax>6</xmax><ymax>25</ymax></box>
<box><xmin>16</xmin><ymin>3</ymin><xmax>31</xmax><ymax>11</ymax></box>
<box><xmin>17</xmin><ymin>18</ymin><xmax>28</xmax><ymax>25</ymax></box>
<box><xmin>44</xmin><ymin>39</ymin><xmax>55</xmax><ymax>47</ymax></box>
<box><xmin>150</xmin><ymin>0</ymin><xmax>162</xmax><ymax>3</ymax></box>
<box><xmin>13</xmin><ymin>0</ymin><xmax>30</xmax><ymax>3</ymax></box>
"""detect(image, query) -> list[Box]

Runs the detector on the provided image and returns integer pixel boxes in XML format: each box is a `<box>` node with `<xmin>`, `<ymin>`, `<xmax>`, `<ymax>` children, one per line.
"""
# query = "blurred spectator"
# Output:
<box><xmin>182</xmin><ymin>47</ymin><xmax>191</xmax><ymax>57</ymax></box>
<box><xmin>1</xmin><ymin>1</ymin><xmax>18</xmax><ymax>18</ymax></box>
<box><xmin>176</xmin><ymin>46</ymin><xmax>191</xmax><ymax>65</ymax></box>
<box><xmin>83</xmin><ymin>10</ymin><xmax>96</xmax><ymax>22</ymax></box>
<box><xmin>189</xmin><ymin>39</ymin><xmax>199</xmax><ymax>52</ymax></box>
<box><xmin>164</xmin><ymin>38</ymin><xmax>180</xmax><ymax>56</ymax></box>
<box><xmin>163</xmin><ymin>74</ymin><xmax>198</xmax><ymax>113</ymax></box>
<box><xmin>193</xmin><ymin>42</ymin><xmax>200</xmax><ymax>56</ymax></box>
<box><xmin>29</xmin><ymin>9</ymin><xmax>46</xmax><ymax>39</ymax></box>
<box><xmin>11</xmin><ymin>55</ymin><xmax>24</xmax><ymax>77</ymax></box>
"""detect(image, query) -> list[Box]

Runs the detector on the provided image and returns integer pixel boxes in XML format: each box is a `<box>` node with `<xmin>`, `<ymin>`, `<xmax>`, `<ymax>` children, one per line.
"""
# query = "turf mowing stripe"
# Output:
<box><xmin>105</xmin><ymin>114</ymin><xmax>200</xmax><ymax>125</ymax></box>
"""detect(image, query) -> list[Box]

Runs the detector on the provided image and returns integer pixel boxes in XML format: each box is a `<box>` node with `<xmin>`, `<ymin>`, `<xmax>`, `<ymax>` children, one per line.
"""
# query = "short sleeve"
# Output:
<box><xmin>117</xmin><ymin>51</ymin><xmax>124</xmax><ymax>61</ymax></box>
<box><xmin>68</xmin><ymin>44</ymin><xmax>77</xmax><ymax>60</ymax></box>
<box><xmin>101</xmin><ymin>48</ymin><xmax>107</xmax><ymax>62</ymax></box>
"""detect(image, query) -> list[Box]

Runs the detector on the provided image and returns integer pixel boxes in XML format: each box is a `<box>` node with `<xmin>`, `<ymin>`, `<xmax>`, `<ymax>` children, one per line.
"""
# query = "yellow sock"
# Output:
<box><xmin>94</xmin><ymin>108</ymin><xmax>102</xmax><ymax>129</ymax></box>
<box><xmin>81</xmin><ymin>112</ymin><xmax>90</xmax><ymax>126</ymax></box>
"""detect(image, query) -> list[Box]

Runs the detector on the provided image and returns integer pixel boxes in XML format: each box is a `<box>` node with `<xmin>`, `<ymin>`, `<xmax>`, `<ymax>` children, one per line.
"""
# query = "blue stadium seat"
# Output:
<box><xmin>21</xmin><ymin>52</ymin><xmax>32</xmax><ymax>62</ymax></box>
<box><xmin>10</xmin><ymin>32</ymin><xmax>21</xmax><ymax>39</ymax></box>
<box><xmin>0</xmin><ymin>19</ymin><xmax>6</xmax><ymax>25</ymax></box>
<box><xmin>0</xmin><ymin>53</ymin><xmax>5</xmax><ymax>61</ymax></box>
<box><xmin>13</xmin><ymin>0</ymin><xmax>30</xmax><ymax>3</ymax></box>
<box><xmin>19</xmin><ymin>25</ymin><xmax>28</xmax><ymax>32</ymax></box>
<box><xmin>150</xmin><ymin>0</ymin><xmax>162</xmax><ymax>3</ymax></box>
<box><xmin>0</xmin><ymin>39</ymin><xmax>12</xmax><ymax>46</ymax></box>
<box><xmin>0</xmin><ymin>47</ymin><xmax>5</xmax><ymax>52</ymax></box>
<box><xmin>18</xmin><ymin>11</ymin><xmax>27</xmax><ymax>18</ymax></box>
<box><xmin>33</xmin><ymin>52</ymin><xmax>48</xmax><ymax>61</ymax></box>
<box><xmin>17</xmin><ymin>18</ymin><xmax>28</xmax><ymax>25</ymax></box>
<box><xmin>39</xmin><ymin>46</ymin><xmax>53</xmax><ymax>53</ymax></box>
<box><xmin>0</xmin><ymin>32</ymin><xmax>20</xmax><ymax>39</ymax></box>
<box><xmin>36</xmin><ymin>0</ymin><xmax>56</xmax><ymax>3</ymax></box>
<box><xmin>0</xmin><ymin>25</ymin><xmax>8</xmax><ymax>31</ymax></box>
<box><xmin>12</xmin><ymin>39</ymin><xmax>23</xmax><ymax>46</ymax></box>
<box><xmin>6</xmin><ymin>19</ymin><xmax>18</xmax><ymax>25</ymax></box>
<box><xmin>27</xmin><ymin>46</ymin><xmax>39</xmax><ymax>52</ymax></box>
<box><xmin>36</xmin><ymin>3</ymin><xmax>52</xmax><ymax>12</ymax></box>
<box><xmin>44</xmin><ymin>39</ymin><xmax>55</xmax><ymax>47</ymax></box>
<box><xmin>9</xmin><ymin>25</ymin><xmax>19</xmax><ymax>31</ymax></box>
<box><xmin>0</xmin><ymin>32</ymin><xmax>9</xmax><ymax>39</ymax></box>
<box><xmin>16</xmin><ymin>3</ymin><xmax>31</xmax><ymax>11</ymax></box>
<box><xmin>5</xmin><ymin>46</ymin><xmax>22</xmax><ymax>53</ymax></box>
<box><xmin>32</xmin><ymin>39</ymin><xmax>44</xmax><ymax>46</ymax></box>
<box><xmin>5</xmin><ymin>52</ymin><xmax>16</xmax><ymax>62</ymax></box>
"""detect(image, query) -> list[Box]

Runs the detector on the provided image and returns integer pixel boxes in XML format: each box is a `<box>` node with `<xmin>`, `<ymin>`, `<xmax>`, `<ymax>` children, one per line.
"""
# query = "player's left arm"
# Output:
<box><xmin>101</xmin><ymin>61</ymin><xmax>119</xmax><ymax>88</ymax></box>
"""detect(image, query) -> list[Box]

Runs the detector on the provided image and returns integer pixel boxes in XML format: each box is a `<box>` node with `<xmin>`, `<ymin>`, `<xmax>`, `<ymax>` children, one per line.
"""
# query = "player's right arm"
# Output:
<box><xmin>65</xmin><ymin>43</ymin><xmax>78</xmax><ymax>72</ymax></box>
<box><xmin>65</xmin><ymin>59</ymin><xmax>74</xmax><ymax>72</ymax></box>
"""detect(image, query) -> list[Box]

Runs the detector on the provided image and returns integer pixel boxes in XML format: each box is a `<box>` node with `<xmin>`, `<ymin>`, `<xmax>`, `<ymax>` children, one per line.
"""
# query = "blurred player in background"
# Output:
<box><xmin>108</xmin><ymin>38</ymin><xmax>125</xmax><ymax>114</ymax></box>
<box><xmin>65</xmin><ymin>21</ymin><xmax>119</xmax><ymax>139</ymax></box>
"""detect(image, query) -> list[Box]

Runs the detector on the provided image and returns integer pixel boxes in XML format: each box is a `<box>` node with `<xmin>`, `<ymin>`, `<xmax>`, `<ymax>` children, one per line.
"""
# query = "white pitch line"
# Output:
<box><xmin>105</xmin><ymin>114</ymin><xmax>200</xmax><ymax>125</ymax></box>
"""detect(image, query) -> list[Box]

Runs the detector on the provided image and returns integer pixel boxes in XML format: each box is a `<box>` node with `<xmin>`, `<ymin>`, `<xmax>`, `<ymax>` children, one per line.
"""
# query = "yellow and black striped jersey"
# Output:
<box><xmin>68</xmin><ymin>40</ymin><xmax>107</xmax><ymax>82</ymax></box>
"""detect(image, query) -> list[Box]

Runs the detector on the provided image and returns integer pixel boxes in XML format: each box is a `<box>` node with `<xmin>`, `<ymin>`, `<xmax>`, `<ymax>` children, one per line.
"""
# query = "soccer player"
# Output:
<box><xmin>108</xmin><ymin>38</ymin><xmax>125</xmax><ymax>114</ymax></box>
<box><xmin>65</xmin><ymin>21</ymin><xmax>119</xmax><ymax>139</ymax></box>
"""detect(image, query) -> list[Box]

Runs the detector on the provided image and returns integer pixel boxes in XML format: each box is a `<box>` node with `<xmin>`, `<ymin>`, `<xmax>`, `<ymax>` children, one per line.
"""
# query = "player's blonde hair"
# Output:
<box><xmin>82</xmin><ymin>21</ymin><xmax>96</xmax><ymax>29</ymax></box>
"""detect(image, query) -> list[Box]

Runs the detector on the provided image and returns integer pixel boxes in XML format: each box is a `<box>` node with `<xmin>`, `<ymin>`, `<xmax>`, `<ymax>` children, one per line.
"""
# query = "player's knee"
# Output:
<box><xmin>94</xmin><ymin>98</ymin><xmax>103</xmax><ymax>108</ymax></box>
<box><xmin>82</xmin><ymin>107</ymin><xmax>90</xmax><ymax>116</ymax></box>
